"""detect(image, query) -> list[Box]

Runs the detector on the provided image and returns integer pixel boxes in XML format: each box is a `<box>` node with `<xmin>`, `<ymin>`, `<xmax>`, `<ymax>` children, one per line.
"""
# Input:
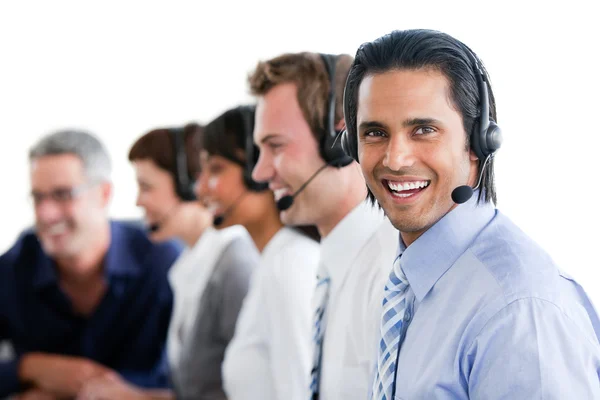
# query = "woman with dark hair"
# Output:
<box><xmin>77</xmin><ymin>123</ymin><xmax>259</xmax><ymax>400</ymax></box>
<box><xmin>196</xmin><ymin>105</ymin><xmax>320</xmax><ymax>400</ymax></box>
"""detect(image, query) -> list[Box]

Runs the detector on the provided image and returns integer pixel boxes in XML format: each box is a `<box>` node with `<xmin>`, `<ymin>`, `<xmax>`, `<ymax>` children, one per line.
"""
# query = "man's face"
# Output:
<box><xmin>30</xmin><ymin>154</ymin><xmax>110</xmax><ymax>259</ymax></box>
<box><xmin>357</xmin><ymin>68</ymin><xmax>478</xmax><ymax>244</ymax></box>
<box><xmin>252</xmin><ymin>82</ymin><xmax>330</xmax><ymax>226</ymax></box>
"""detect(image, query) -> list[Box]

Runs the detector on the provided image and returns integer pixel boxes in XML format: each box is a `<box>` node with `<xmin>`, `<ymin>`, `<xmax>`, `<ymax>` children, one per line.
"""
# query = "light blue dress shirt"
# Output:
<box><xmin>389</xmin><ymin>193</ymin><xmax>600</xmax><ymax>399</ymax></box>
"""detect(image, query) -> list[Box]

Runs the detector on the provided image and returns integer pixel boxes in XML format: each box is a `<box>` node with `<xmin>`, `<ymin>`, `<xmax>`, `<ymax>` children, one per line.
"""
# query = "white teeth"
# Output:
<box><xmin>387</xmin><ymin>180</ymin><xmax>429</xmax><ymax>192</ymax></box>
<box><xmin>206</xmin><ymin>203</ymin><xmax>219</xmax><ymax>214</ymax></box>
<box><xmin>273</xmin><ymin>189</ymin><xmax>288</xmax><ymax>201</ymax></box>
<box><xmin>48</xmin><ymin>222</ymin><xmax>67</xmax><ymax>235</ymax></box>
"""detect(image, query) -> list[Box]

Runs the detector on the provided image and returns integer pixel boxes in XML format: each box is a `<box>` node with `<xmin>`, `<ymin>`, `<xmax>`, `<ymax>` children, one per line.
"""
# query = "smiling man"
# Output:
<box><xmin>250</xmin><ymin>52</ymin><xmax>398</xmax><ymax>400</ymax></box>
<box><xmin>342</xmin><ymin>29</ymin><xmax>600</xmax><ymax>399</ymax></box>
<box><xmin>0</xmin><ymin>130</ymin><xmax>181</xmax><ymax>399</ymax></box>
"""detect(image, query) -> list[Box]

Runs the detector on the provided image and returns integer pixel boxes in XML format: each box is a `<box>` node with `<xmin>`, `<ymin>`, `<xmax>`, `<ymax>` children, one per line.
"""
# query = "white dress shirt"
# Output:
<box><xmin>167</xmin><ymin>225</ymin><xmax>249</xmax><ymax>369</ymax></box>
<box><xmin>223</xmin><ymin>227</ymin><xmax>320</xmax><ymax>400</ymax></box>
<box><xmin>318</xmin><ymin>200</ymin><xmax>399</xmax><ymax>400</ymax></box>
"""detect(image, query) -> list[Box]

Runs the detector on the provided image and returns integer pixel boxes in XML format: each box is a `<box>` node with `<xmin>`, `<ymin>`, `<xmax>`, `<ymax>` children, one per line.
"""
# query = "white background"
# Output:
<box><xmin>0</xmin><ymin>1</ymin><xmax>598</xmax><ymax>303</ymax></box>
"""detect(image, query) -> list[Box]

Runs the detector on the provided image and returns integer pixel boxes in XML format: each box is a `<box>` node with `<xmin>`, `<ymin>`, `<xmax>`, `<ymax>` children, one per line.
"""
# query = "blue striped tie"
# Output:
<box><xmin>371</xmin><ymin>255</ymin><xmax>410</xmax><ymax>400</ymax></box>
<box><xmin>309</xmin><ymin>270</ymin><xmax>330</xmax><ymax>400</ymax></box>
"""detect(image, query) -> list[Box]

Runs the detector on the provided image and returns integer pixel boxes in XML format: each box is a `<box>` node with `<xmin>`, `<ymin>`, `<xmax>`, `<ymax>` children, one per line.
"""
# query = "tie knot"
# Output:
<box><xmin>387</xmin><ymin>255</ymin><xmax>408</xmax><ymax>291</ymax></box>
<box><xmin>316</xmin><ymin>275</ymin><xmax>330</xmax><ymax>287</ymax></box>
<box><xmin>316</xmin><ymin>262</ymin><xmax>329</xmax><ymax>281</ymax></box>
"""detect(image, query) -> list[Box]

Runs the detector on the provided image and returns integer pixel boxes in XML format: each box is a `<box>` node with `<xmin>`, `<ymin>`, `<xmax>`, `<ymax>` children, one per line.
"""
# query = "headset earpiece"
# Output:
<box><xmin>240</xmin><ymin>105</ymin><xmax>269</xmax><ymax>192</ymax></box>
<box><xmin>319</xmin><ymin>53</ymin><xmax>354</xmax><ymax>168</ymax></box>
<box><xmin>464</xmin><ymin>47</ymin><xmax>503</xmax><ymax>160</ymax></box>
<box><xmin>170</xmin><ymin>127</ymin><xmax>197</xmax><ymax>202</ymax></box>
<box><xmin>339</xmin><ymin>128</ymin><xmax>358</xmax><ymax>162</ymax></box>
<box><xmin>485</xmin><ymin>122</ymin><xmax>502</xmax><ymax>155</ymax></box>
<box><xmin>340</xmin><ymin>66</ymin><xmax>360</xmax><ymax>163</ymax></box>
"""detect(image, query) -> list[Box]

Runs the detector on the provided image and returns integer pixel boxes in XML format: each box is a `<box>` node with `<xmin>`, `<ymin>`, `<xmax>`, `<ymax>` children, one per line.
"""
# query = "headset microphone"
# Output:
<box><xmin>276</xmin><ymin>163</ymin><xmax>329</xmax><ymax>211</ymax></box>
<box><xmin>276</xmin><ymin>195</ymin><xmax>294</xmax><ymax>212</ymax></box>
<box><xmin>212</xmin><ymin>214</ymin><xmax>226</xmax><ymax>227</ymax></box>
<box><xmin>148</xmin><ymin>223</ymin><xmax>161</xmax><ymax>233</ymax></box>
<box><xmin>213</xmin><ymin>192</ymin><xmax>248</xmax><ymax>227</ymax></box>
<box><xmin>275</xmin><ymin>54</ymin><xmax>352</xmax><ymax>212</ymax></box>
<box><xmin>148</xmin><ymin>204</ymin><xmax>180</xmax><ymax>233</ymax></box>
<box><xmin>451</xmin><ymin>154</ymin><xmax>492</xmax><ymax>204</ymax></box>
<box><xmin>449</xmin><ymin>42</ymin><xmax>502</xmax><ymax>205</ymax></box>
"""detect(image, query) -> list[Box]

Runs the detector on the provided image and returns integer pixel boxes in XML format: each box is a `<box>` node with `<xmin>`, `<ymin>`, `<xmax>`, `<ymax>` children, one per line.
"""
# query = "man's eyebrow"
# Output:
<box><xmin>358</xmin><ymin>121</ymin><xmax>387</xmax><ymax>131</ymax></box>
<box><xmin>402</xmin><ymin>117</ymin><xmax>441</xmax><ymax>127</ymax></box>
<box><xmin>259</xmin><ymin>134</ymin><xmax>281</xmax><ymax>144</ymax></box>
<box><xmin>358</xmin><ymin>118</ymin><xmax>441</xmax><ymax>132</ymax></box>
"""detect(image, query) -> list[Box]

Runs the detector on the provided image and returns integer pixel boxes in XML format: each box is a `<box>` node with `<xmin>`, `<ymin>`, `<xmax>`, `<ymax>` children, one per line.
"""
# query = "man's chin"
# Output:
<box><xmin>385</xmin><ymin>208</ymin><xmax>427</xmax><ymax>232</ymax></box>
<box><xmin>43</xmin><ymin>247</ymin><xmax>73</xmax><ymax>259</ymax></box>
<box><xmin>40</xmin><ymin>238</ymin><xmax>76</xmax><ymax>258</ymax></box>
<box><xmin>280</xmin><ymin>207</ymin><xmax>308</xmax><ymax>227</ymax></box>
<box><xmin>279</xmin><ymin>209</ymin><xmax>294</xmax><ymax>225</ymax></box>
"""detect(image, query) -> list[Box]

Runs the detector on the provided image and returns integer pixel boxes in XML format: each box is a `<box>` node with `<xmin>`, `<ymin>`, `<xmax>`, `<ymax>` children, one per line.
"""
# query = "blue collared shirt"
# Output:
<box><xmin>0</xmin><ymin>220</ymin><xmax>182</xmax><ymax>397</ymax></box>
<box><xmin>389</xmin><ymin>194</ymin><xmax>600</xmax><ymax>399</ymax></box>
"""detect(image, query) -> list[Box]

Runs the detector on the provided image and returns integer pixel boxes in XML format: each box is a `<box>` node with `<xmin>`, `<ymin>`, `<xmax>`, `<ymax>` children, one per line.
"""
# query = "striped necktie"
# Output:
<box><xmin>371</xmin><ymin>255</ymin><xmax>410</xmax><ymax>400</ymax></box>
<box><xmin>309</xmin><ymin>267</ymin><xmax>330</xmax><ymax>400</ymax></box>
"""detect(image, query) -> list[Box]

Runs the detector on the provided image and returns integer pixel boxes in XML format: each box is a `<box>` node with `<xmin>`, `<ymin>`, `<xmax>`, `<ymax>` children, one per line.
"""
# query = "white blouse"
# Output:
<box><xmin>166</xmin><ymin>225</ymin><xmax>249</xmax><ymax>368</ymax></box>
<box><xmin>223</xmin><ymin>227</ymin><xmax>320</xmax><ymax>400</ymax></box>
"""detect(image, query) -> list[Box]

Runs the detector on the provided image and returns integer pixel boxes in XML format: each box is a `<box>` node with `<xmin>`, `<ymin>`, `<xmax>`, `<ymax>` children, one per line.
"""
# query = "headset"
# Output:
<box><xmin>460</xmin><ymin>45</ymin><xmax>503</xmax><ymax>161</ymax></box>
<box><xmin>239</xmin><ymin>105</ymin><xmax>269</xmax><ymax>192</ymax></box>
<box><xmin>212</xmin><ymin>106</ymin><xmax>268</xmax><ymax>226</ymax></box>
<box><xmin>318</xmin><ymin>53</ymin><xmax>354</xmax><ymax>168</ymax></box>
<box><xmin>169</xmin><ymin>126</ymin><xmax>197</xmax><ymax>201</ymax></box>
<box><xmin>340</xmin><ymin>42</ymin><xmax>503</xmax><ymax>164</ymax></box>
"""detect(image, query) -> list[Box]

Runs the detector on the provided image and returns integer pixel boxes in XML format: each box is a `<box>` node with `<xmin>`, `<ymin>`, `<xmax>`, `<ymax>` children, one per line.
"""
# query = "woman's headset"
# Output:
<box><xmin>170</xmin><ymin>126</ymin><xmax>197</xmax><ymax>201</ymax></box>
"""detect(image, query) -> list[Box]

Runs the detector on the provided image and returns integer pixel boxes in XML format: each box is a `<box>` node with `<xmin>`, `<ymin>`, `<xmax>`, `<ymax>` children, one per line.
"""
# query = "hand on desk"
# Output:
<box><xmin>76</xmin><ymin>373</ymin><xmax>147</xmax><ymax>400</ymax></box>
<box><xmin>18</xmin><ymin>353</ymin><xmax>114</xmax><ymax>399</ymax></box>
<box><xmin>14</xmin><ymin>388</ymin><xmax>56</xmax><ymax>400</ymax></box>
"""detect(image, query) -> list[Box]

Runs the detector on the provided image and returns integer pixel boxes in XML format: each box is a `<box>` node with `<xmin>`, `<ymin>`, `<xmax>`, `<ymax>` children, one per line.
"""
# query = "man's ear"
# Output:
<box><xmin>100</xmin><ymin>181</ymin><xmax>113</xmax><ymax>208</ymax></box>
<box><xmin>469</xmin><ymin>149</ymin><xmax>479</xmax><ymax>162</ymax></box>
<box><xmin>335</xmin><ymin>118</ymin><xmax>346</xmax><ymax>131</ymax></box>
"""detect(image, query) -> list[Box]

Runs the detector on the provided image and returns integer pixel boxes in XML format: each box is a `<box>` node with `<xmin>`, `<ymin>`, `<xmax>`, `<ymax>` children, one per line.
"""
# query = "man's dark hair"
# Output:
<box><xmin>344</xmin><ymin>29</ymin><xmax>498</xmax><ymax>205</ymax></box>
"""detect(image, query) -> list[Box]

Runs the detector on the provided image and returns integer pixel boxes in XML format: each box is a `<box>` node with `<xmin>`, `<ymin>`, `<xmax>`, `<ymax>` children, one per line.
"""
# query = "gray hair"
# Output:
<box><xmin>29</xmin><ymin>129</ymin><xmax>112</xmax><ymax>182</ymax></box>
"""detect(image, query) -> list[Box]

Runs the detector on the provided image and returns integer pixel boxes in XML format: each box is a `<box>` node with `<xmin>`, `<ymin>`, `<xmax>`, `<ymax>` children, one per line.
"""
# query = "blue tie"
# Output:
<box><xmin>371</xmin><ymin>255</ymin><xmax>410</xmax><ymax>400</ymax></box>
<box><xmin>309</xmin><ymin>267</ymin><xmax>330</xmax><ymax>400</ymax></box>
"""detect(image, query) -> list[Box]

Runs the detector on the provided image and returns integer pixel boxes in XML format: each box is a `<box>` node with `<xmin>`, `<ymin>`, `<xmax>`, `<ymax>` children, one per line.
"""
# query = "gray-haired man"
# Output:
<box><xmin>0</xmin><ymin>130</ymin><xmax>182</xmax><ymax>399</ymax></box>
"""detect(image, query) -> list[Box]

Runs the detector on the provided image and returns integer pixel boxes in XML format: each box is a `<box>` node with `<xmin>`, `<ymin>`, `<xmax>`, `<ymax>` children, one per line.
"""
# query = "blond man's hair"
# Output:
<box><xmin>248</xmin><ymin>52</ymin><xmax>353</xmax><ymax>142</ymax></box>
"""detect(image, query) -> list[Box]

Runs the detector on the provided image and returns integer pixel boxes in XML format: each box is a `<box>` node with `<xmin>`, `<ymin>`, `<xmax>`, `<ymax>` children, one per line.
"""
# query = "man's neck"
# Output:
<box><xmin>317</xmin><ymin>165</ymin><xmax>367</xmax><ymax>238</ymax></box>
<box><xmin>400</xmin><ymin>201</ymin><xmax>460</xmax><ymax>247</ymax></box>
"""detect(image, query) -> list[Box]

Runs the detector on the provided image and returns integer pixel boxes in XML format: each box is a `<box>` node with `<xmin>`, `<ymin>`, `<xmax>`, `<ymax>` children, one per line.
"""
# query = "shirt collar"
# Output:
<box><xmin>320</xmin><ymin>200</ymin><xmax>386</xmax><ymax>282</ymax></box>
<box><xmin>103</xmin><ymin>221</ymin><xmax>142</xmax><ymax>278</ymax></box>
<box><xmin>32</xmin><ymin>248</ymin><xmax>58</xmax><ymax>289</ymax></box>
<box><xmin>32</xmin><ymin>221</ymin><xmax>141</xmax><ymax>290</ymax></box>
<box><xmin>262</xmin><ymin>226</ymin><xmax>293</xmax><ymax>260</ymax></box>
<box><xmin>400</xmin><ymin>193</ymin><xmax>496</xmax><ymax>302</ymax></box>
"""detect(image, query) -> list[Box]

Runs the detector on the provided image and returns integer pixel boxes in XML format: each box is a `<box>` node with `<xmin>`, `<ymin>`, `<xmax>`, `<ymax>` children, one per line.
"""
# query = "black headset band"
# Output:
<box><xmin>319</xmin><ymin>53</ymin><xmax>354</xmax><ymax>168</ymax></box>
<box><xmin>239</xmin><ymin>105</ymin><xmax>268</xmax><ymax>192</ymax></box>
<box><xmin>170</xmin><ymin>126</ymin><xmax>196</xmax><ymax>201</ymax></box>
